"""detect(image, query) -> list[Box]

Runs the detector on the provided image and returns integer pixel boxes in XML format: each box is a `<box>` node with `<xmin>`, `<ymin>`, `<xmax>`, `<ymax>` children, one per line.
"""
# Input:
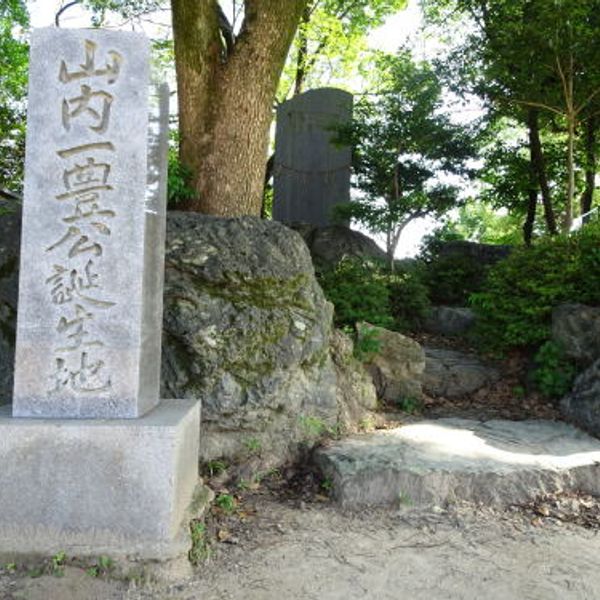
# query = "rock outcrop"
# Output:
<box><xmin>356</xmin><ymin>322</ymin><xmax>425</xmax><ymax>403</ymax></box>
<box><xmin>422</xmin><ymin>347</ymin><xmax>500</xmax><ymax>398</ymax></box>
<box><xmin>552</xmin><ymin>303</ymin><xmax>600</xmax><ymax>366</ymax></box>
<box><xmin>161</xmin><ymin>213</ymin><xmax>376</xmax><ymax>464</ymax></box>
<box><xmin>560</xmin><ymin>359</ymin><xmax>600</xmax><ymax>438</ymax></box>
<box><xmin>424</xmin><ymin>306</ymin><xmax>475</xmax><ymax>337</ymax></box>
<box><xmin>290</xmin><ymin>224</ymin><xmax>386</xmax><ymax>269</ymax></box>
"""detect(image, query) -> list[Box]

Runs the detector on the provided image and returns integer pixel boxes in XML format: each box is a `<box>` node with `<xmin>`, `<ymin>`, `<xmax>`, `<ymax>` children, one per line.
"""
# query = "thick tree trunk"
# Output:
<box><xmin>172</xmin><ymin>0</ymin><xmax>307</xmax><ymax>216</ymax></box>
<box><xmin>580</xmin><ymin>115</ymin><xmax>597</xmax><ymax>216</ymax></box>
<box><xmin>527</xmin><ymin>108</ymin><xmax>558</xmax><ymax>235</ymax></box>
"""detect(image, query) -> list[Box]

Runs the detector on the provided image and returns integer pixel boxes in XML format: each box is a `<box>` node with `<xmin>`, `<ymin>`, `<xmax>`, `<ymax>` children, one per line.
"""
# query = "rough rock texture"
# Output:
<box><xmin>424</xmin><ymin>306</ymin><xmax>475</xmax><ymax>337</ymax></box>
<box><xmin>423</xmin><ymin>347</ymin><xmax>500</xmax><ymax>398</ymax></box>
<box><xmin>289</xmin><ymin>224</ymin><xmax>386</xmax><ymax>269</ymax></box>
<box><xmin>438</xmin><ymin>240</ymin><xmax>511</xmax><ymax>265</ymax></box>
<box><xmin>0</xmin><ymin>209</ymin><xmax>20</xmax><ymax>403</ymax></box>
<box><xmin>330</xmin><ymin>329</ymin><xmax>378</xmax><ymax>430</ymax></box>
<box><xmin>357</xmin><ymin>323</ymin><xmax>425</xmax><ymax>402</ymax></box>
<box><xmin>161</xmin><ymin>213</ymin><xmax>375</xmax><ymax>463</ymax></box>
<box><xmin>560</xmin><ymin>359</ymin><xmax>600</xmax><ymax>438</ymax></box>
<box><xmin>314</xmin><ymin>418</ymin><xmax>600</xmax><ymax>508</ymax></box>
<box><xmin>552</xmin><ymin>303</ymin><xmax>600</xmax><ymax>366</ymax></box>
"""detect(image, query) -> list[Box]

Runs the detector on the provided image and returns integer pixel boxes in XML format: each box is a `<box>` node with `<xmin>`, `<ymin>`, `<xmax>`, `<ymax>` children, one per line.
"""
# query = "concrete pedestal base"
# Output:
<box><xmin>0</xmin><ymin>400</ymin><xmax>200</xmax><ymax>561</ymax></box>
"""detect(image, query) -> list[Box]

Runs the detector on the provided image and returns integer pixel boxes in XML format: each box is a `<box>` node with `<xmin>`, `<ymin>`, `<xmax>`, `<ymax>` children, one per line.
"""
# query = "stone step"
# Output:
<box><xmin>314</xmin><ymin>419</ymin><xmax>600</xmax><ymax>509</ymax></box>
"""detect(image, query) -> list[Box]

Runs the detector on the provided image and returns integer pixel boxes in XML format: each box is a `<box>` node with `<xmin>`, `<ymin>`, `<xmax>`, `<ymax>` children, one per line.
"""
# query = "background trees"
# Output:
<box><xmin>0</xmin><ymin>0</ymin><xmax>28</xmax><ymax>196</ymax></box>
<box><xmin>335</xmin><ymin>51</ymin><xmax>473</xmax><ymax>269</ymax></box>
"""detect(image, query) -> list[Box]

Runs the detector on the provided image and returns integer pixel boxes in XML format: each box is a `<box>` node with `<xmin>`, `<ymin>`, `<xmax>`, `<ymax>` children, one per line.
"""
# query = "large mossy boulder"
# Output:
<box><xmin>0</xmin><ymin>208</ymin><xmax>20</xmax><ymax>403</ymax></box>
<box><xmin>161</xmin><ymin>213</ymin><xmax>376</xmax><ymax>465</ymax></box>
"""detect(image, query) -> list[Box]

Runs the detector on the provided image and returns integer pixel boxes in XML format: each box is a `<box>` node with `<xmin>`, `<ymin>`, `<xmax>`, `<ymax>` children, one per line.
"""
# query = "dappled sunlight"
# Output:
<box><xmin>386</xmin><ymin>422</ymin><xmax>600</xmax><ymax>469</ymax></box>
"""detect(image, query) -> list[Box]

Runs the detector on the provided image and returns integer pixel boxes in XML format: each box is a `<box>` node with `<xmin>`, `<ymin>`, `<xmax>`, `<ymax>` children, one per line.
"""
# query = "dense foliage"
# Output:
<box><xmin>334</xmin><ymin>50</ymin><xmax>473</xmax><ymax>267</ymax></box>
<box><xmin>317</xmin><ymin>257</ymin><xmax>430</xmax><ymax>331</ymax></box>
<box><xmin>470</xmin><ymin>224</ymin><xmax>600</xmax><ymax>353</ymax></box>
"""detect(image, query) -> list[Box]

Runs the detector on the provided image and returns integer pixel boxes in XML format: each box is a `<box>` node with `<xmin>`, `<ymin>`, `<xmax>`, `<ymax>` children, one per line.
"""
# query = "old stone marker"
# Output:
<box><xmin>0</xmin><ymin>28</ymin><xmax>200</xmax><ymax>562</ymax></box>
<box><xmin>273</xmin><ymin>87</ymin><xmax>352</xmax><ymax>227</ymax></box>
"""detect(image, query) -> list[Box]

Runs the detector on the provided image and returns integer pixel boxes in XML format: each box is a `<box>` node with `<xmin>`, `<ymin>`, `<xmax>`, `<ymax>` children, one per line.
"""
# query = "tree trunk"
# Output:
<box><xmin>580</xmin><ymin>115</ymin><xmax>597</xmax><ymax>216</ymax></box>
<box><xmin>527</xmin><ymin>108</ymin><xmax>558</xmax><ymax>235</ymax></box>
<box><xmin>524</xmin><ymin>109</ymin><xmax>539</xmax><ymax>245</ymax></box>
<box><xmin>564</xmin><ymin>113</ymin><xmax>576</xmax><ymax>231</ymax></box>
<box><xmin>293</xmin><ymin>5</ymin><xmax>311</xmax><ymax>96</ymax></box>
<box><xmin>172</xmin><ymin>0</ymin><xmax>307</xmax><ymax>216</ymax></box>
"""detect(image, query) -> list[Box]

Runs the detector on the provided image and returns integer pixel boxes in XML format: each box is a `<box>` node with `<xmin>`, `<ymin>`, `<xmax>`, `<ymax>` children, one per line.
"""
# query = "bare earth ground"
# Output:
<box><xmin>2</xmin><ymin>488</ymin><xmax>600</xmax><ymax>600</ymax></box>
<box><xmin>3</xmin><ymin>344</ymin><xmax>599</xmax><ymax>600</ymax></box>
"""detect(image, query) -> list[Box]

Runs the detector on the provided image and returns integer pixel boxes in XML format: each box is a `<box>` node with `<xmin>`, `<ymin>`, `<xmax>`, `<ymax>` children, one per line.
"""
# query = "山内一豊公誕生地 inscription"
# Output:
<box><xmin>12</xmin><ymin>28</ymin><xmax>160</xmax><ymax>419</ymax></box>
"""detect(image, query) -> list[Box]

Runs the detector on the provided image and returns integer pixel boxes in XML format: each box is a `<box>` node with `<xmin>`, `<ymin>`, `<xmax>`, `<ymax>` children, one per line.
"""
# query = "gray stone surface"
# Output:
<box><xmin>161</xmin><ymin>213</ymin><xmax>374</xmax><ymax>463</ymax></box>
<box><xmin>273</xmin><ymin>88</ymin><xmax>352</xmax><ymax>227</ymax></box>
<box><xmin>290</xmin><ymin>224</ymin><xmax>386</xmax><ymax>269</ymax></box>
<box><xmin>560</xmin><ymin>358</ymin><xmax>600</xmax><ymax>438</ymax></box>
<box><xmin>0</xmin><ymin>400</ymin><xmax>201</xmax><ymax>559</ymax></box>
<box><xmin>315</xmin><ymin>418</ymin><xmax>600</xmax><ymax>509</ymax></box>
<box><xmin>552</xmin><ymin>303</ymin><xmax>600</xmax><ymax>366</ymax></box>
<box><xmin>0</xmin><ymin>209</ymin><xmax>20</xmax><ymax>403</ymax></box>
<box><xmin>13</xmin><ymin>28</ymin><xmax>167</xmax><ymax>418</ymax></box>
<box><xmin>423</xmin><ymin>346</ymin><xmax>500</xmax><ymax>398</ymax></box>
<box><xmin>424</xmin><ymin>306</ymin><xmax>475</xmax><ymax>337</ymax></box>
<box><xmin>357</xmin><ymin>323</ymin><xmax>425</xmax><ymax>402</ymax></box>
<box><xmin>438</xmin><ymin>240</ymin><xmax>512</xmax><ymax>265</ymax></box>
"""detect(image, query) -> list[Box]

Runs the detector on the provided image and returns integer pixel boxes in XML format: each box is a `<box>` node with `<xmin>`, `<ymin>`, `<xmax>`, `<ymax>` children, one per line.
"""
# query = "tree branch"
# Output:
<box><xmin>55</xmin><ymin>0</ymin><xmax>81</xmax><ymax>27</ymax></box>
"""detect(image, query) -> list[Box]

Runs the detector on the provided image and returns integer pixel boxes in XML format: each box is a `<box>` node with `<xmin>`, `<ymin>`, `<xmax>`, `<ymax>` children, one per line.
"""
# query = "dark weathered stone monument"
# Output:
<box><xmin>273</xmin><ymin>87</ymin><xmax>352</xmax><ymax>227</ymax></box>
<box><xmin>0</xmin><ymin>28</ymin><xmax>200</xmax><ymax>562</ymax></box>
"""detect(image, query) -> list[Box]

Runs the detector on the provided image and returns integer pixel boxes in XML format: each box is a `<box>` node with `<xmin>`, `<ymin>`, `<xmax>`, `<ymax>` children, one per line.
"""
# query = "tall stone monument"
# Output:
<box><xmin>273</xmin><ymin>87</ymin><xmax>353</xmax><ymax>227</ymax></box>
<box><xmin>0</xmin><ymin>28</ymin><xmax>200</xmax><ymax>562</ymax></box>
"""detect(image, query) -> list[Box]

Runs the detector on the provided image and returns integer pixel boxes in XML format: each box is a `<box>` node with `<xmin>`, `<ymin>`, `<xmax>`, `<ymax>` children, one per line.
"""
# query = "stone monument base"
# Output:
<box><xmin>0</xmin><ymin>400</ymin><xmax>201</xmax><ymax>561</ymax></box>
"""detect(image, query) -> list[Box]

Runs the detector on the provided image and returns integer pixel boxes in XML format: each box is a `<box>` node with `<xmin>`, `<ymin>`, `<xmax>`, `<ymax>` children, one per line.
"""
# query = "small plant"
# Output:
<box><xmin>244</xmin><ymin>437</ymin><xmax>262</xmax><ymax>456</ymax></box>
<box><xmin>533</xmin><ymin>341</ymin><xmax>577</xmax><ymax>399</ymax></box>
<box><xmin>215</xmin><ymin>493</ymin><xmax>236</xmax><ymax>514</ymax></box>
<box><xmin>189</xmin><ymin>520</ymin><xmax>211</xmax><ymax>565</ymax></box>
<box><xmin>50</xmin><ymin>551</ymin><xmax>66</xmax><ymax>577</ymax></box>
<box><xmin>358</xmin><ymin>416</ymin><xmax>376</xmax><ymax>431</ymax></box>
<box><xmin>86</xmin><ymin>555</ymin><xmax>114</xmax><ymax>578</ymax></box>
<box><xmin>321</xmin><ymin>476</ymin><xmax>333</xmax><ymax>493</ymax></box>
<box><xmin>4</xmin><ymin>563</ymin><xmax>16</xmax><ymax>573</ymax></box>
<box><xmin>205</xmin><ymin>460</ymin><xmax>228</xmax><ymax>478</ymax></box>
<box><xmin>395</xmin><ymin>396</ymin><xmax>422</xmax><ymax>414</ymax></box>
<box><xmin>299</xmin><ymin>414</ymin><xmax>334</xmax><ymax>439</ymax></box>
<box><xmin>397</xmin><ymin>491</ymin><xmax>413</xmax><ymax>507</ymax></box>
<box><xmin>354</xmin><ymin>326</ymin><xmax>381</xmax><ymax>362</ymax></box>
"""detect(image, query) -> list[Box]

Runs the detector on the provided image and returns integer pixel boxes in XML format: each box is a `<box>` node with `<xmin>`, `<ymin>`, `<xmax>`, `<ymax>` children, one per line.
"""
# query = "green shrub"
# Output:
<box><xmin>387</xmin><ymin>267</ymin><xmax>431</xmax><ymax>331</ymax></box>
<box><xmin>533</xmin><ymin>341</ymin><xmax>576</xmax><ymax>399</ymax></box>
<box><xmin>470</xmin><ymin>225</ymin><xmax>600</xmax><ymax>353</ymax></box>
<box><xmin>318</xmin><ymin>258</ymin><xmax>394</xmax><ymax>329</ymax></box>
<box><xmin>419</xmin><ymin>231</ymin><xmax>491</xmax><ymax>306</ymax></box>
<box><xmin>318</xmin><ymin>258</ymin><xmax>429</xmax><ymax>332</ymax></box>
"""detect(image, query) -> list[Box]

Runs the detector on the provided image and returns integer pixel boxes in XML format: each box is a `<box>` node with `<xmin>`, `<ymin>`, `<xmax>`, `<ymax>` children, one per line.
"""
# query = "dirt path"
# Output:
<box><xmin>3</xmin><ymin>494</ymin><xmax>600</xmax><ymax>600</ymax></box>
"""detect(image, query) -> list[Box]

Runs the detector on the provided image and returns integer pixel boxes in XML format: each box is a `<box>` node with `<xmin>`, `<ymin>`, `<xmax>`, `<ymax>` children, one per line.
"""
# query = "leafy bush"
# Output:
<box><xmin>533</xmin><ymin>341</ymin><xmax>576</xmax><ymax>399</ymax></box>
<box><xmin>318</xmin><ymin>258</ymin><xmax>394</xmax><ymax>329</ymax></box>
<box><xmin>167</xmin><ymin>133</ymin><xmax>195</xmax><ymax>208</ymax></box>
<box><xmin>419</xmin><ymin>230</ymin><xmax>491</xmax><ymax>306</ymax></box>
<box><xmin>317</xmin><ymin>258</ymin><xmax>430</xmax><ymax>331</ymax></box>
<box><xmin>387</xmin><ymin>266</ymin><xmax>431</xmax><ymax>330</ymax></box>
<box><xmin>470</xmin><ymin>225</ymin><xmax>600</xmax><ymax>353</ymax></box>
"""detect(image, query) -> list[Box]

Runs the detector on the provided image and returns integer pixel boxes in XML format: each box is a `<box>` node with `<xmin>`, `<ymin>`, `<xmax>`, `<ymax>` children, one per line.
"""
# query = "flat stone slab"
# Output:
<box><xmin>0</xmin><ymin>400</ymin><xmax>200</xmax><ymax>560</ymax></box>
<box><xmin>315</xmin><ymin>419</ymin><xmax>600</xmax><ymax>509</ymax></box>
